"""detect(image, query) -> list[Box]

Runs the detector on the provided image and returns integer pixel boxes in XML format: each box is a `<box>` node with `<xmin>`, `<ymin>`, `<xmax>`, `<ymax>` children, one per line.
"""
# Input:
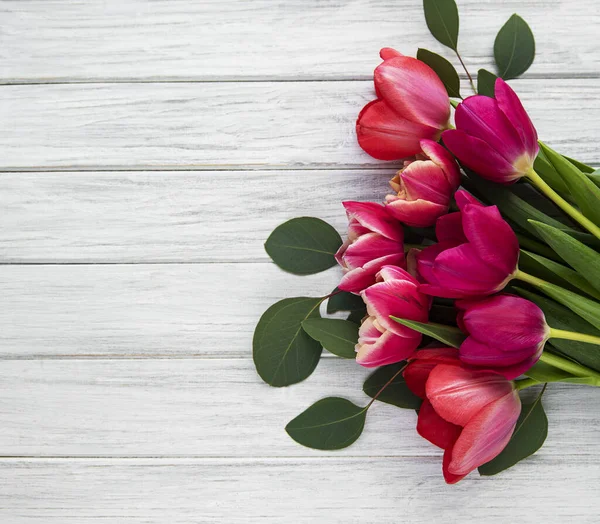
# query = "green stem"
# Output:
<box><xmin>550</xmin><ymin>328</ymin><xmax>600</xmax><ymax>346</ymax></box>
<box><xmin>539</xmin><ymin>351</ymin><xmax>600</xmax><ymax>379</ymax></box>
<box><xmin>513</xmin><ymin>269</ymin><xmax>550</xmax><ymax>288</ymax></box>
<box><xmin>526</xmin><ymin>168</ymin><xmax>600</xmax><ymax>240</ymax></box>
<box><xmin>515</xmin><ymin>377</ymin><xmax>541</xmax><ymax>391</ymax></box>
<box><xmin>455</xmin><ymin>50</ymin><xmax>477</xmax><ymax>94</ymax></box>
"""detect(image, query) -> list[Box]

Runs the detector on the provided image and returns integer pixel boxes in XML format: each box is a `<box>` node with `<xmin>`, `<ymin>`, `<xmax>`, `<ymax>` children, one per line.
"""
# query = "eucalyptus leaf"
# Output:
<box><xmin>253</xmin><ymin>297</ymin><xmax>323</xmax><ymax>387</ymax></box>
<box><xmin>302</xmin><ymin>318</ymin><xmax>358</xmax><ymax>359</ymax></box>
<box><xmin>477</xmin><ymin>69</ymin><xmax>498</xmax><ymax>97</ymax></box>
<box><xmin>265</xmin><ymin>217</ymin><xmax>342</xmax><ymax>275</ymax></box>
<box><xmin>390</xmin><ymin>317</ymin><xmax>465</xmax><ymax>348</ymax></box>
<box><xmin>347</xmin><ymin>308</ymin><xmax>367</xmax><ymax>324</ymax></box>
<box><xmin>363</xmin><ymin>363</ymin><xmax>422</xmax><ymax>409</ymax></box>
<box><xmin>327</xmin><ymin>288</ymin><xmax>365</xmax><ymax>314</ymax></box>
<box><xmin>494</xmin><ymin>14</ymin><xmax>535</xmax><ymax>80</ymax></box>
<box><xmin>423</xmin><ymin>0</ymin><xmax>459</xmax><ymax>51</ymax></box>
<box><xmin>479</xmin><ymin>386</ymin><xmax>547</xmax><ymax>476</ymax></box>
<box><xmin>285</xmin><ymin>397</ymin><xmax>366</xmax><ymax>450</ymax></box>
<box><xmin>417</xmin><ymin>48</ymin><xmax>461</xmax><ymax>98</ymax></box>
<box><xmin>528</xmin><ymin>220</ymin><xmax>600</xmax><ymax>296</ymax></box>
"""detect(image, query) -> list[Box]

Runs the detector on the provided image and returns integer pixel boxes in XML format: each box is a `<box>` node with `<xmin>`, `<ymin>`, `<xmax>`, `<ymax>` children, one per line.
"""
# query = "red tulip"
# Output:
<box><xmin>336</xmin><ymin>201</ymin><xmax>405</xmax><ymax>293</ymax></box>
<box><xmin>356</xmin><ymin>49</ymin><xmax>451</xmax><ymax>161</ymax></box>
<box><xmin>356</xmin><ymin>266</ymin><xmax>431</xmax><ymax>367</ymax></box>
<box><xmin>404</xmin><ymin>348</ymin><xmax>521</xmax><ymax>483</ymax></box>
<box><xmin>457</xmin><ymin>295</ymin><xmax>549</xmax><ymax>379</ymax></box>
<box><xmin>417</xmin><ymin>190</ymin><xmax>519</xmax><ymax>298</ymax></box>
<box><xmin>442</xmin><ymin>78</ymin><xmax>538</xmax><ymax>184</ymax></box>
<box><xmin>385</xmin><ymin>140</ymin><xmax>461</xmax><ymax>227</ymax></box>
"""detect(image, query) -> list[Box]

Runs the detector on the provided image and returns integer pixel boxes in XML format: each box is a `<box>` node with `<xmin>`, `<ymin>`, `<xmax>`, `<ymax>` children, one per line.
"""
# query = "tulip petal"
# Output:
<box><xmin>357</xmin><ymin>99</ymin><xmax>439</xmax><ymax>160</ymax></box>
<box><xmin>375</xmin><ymin>56</ymin><xmax>450</xmax><ymax>129</ymax></box>
<box><xmin>401</xmin><ymin>162</ymin><xmax>452</xmax><ymax>203</ymax></box>
<box><xmin>435</xmin><ymin>212</ymin><xmax>466</xmax><ymax>244</ymax></box>
<box><xmin>386</xmin><ymin>198</ymin><xmax>448</xmax><ymax>228</ymax></box>
<box><xmin>417</xmin><ymin>399</ymin><xmax>462</xmax><ymax>449</ymax></box>
<box><xmin>343</xmin><ymin>201</ymin><xmax>404</xmax><ymax>242</ymax></box>
<box><xmin>338</xmin><ymin>253</ymin><xmax>405</xmax><ymax>293</ymax></box>
<box><xmin>356</xmin><ymin>329</ymin><xmax>420</xmax><ymax>367</ymax></box>
<box><xmin>380</xmin><ymin>47</ymin><xmax>403</xmax><ymax>60</ymax></box>
<box><xmin>420</xmin><ymin>139</ymin><xmax>461</xmax><ymax>189</ymax></box>
<box><xmin>404</xmin><ymin>348</ymin><xmax>460</xmax><ymax>398</ymax></box>
<box><xmin>443</xmin><ymin>442</ymin><xmax>468</xmax><ymax>484</ymax></box>
<box><xmin>343</xmin><ymin>233</ymin><xmax>403</xmax><ymax>269</ymax></box>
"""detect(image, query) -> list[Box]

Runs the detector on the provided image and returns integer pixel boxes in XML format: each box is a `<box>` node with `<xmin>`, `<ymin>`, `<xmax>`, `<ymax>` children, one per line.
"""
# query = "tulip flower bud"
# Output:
<box><xmin>417</xmin><ymin>190</ymin><xmax>519</xmax><ymax>298</ymax></box>
<box><xmin>335</xmin><ymin>201</ymin><xmax>405</xmax><ymax>293</ymax></box>
<box><xmin>442</xmin><ymin>78</ymin><xmax>539</xmax><ymax>184</ymax></box>
<box><xmin>456</xmin><ymin>294</ymin><xmax>549</xmax><ymax>379</ymax></box>
<box><xmin>356</xmin><ymin>49</ymin><xmax>451</xmax><ymax>161</ymax></box>
<box><xmin>404</xmin><ymin>348</ymin><xmax>521</xmax><ymax>483</ymax></box>
<box><xmin>356</xmin><ymin>266</ymin><xmax>431</xmax><ymax>367</ymax></box>
<box><xmin>385</xmin><ymin>140</ymin><xmax>461</xmax><ymax>227</ymax></box>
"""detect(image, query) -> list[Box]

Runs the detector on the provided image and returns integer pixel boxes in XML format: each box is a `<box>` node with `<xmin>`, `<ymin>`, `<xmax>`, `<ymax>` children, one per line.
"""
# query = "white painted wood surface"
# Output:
<box><xmin>1</xmin><ymin>0</ymin><xmax>599</xmax><ymax>522</ymax></box>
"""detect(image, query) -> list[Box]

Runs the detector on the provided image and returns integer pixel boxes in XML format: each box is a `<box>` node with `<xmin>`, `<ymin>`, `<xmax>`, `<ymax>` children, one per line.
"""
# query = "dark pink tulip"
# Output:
<box><xmin>385</xmin><ymin>140</ymin><xmax>461</xmax><ymax>227</ymax></box>
<box><xmin>404</xmin><ymin>349</ymin><xmax>521</xmax><ymax>483</ymax></box>
<box><xmin>417</xmin><ymin>190</ymin><xmax>519</xmax><ymax>298</ymax></box>
<box><xmin>336</xmin><ymin>201</ymin><xmax>405</xmax><ymax>293</ymax></box>
<box><xmin>457</xmin><ymin>294</ymin><xmax>549</xmax><ymax>379</ymax></box>
<box><xmin>356</xmin><ymin>49</ymin><xmax>451</xmax><ymax>160</ymax></box>
<box><xmin>442</xmin><ymin>78</ymin><xmax>538</xmax><ymax>184</ymax></box>
<box><xmin>356</xmin><ymin>266</ymin><xmax>431</xmax><ymax>367</ymax></box>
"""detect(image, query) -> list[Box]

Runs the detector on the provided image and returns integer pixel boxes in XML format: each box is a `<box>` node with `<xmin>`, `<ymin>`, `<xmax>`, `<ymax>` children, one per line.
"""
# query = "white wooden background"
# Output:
<box><xmin>1</xmin><ymin>1</ymin><xmax>599</xmax><ymax>522</ymax></box>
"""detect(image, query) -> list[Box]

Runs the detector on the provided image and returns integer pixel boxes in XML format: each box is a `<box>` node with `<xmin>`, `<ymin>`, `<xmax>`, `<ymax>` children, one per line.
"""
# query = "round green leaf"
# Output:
<box><xmin>326</xmin><ymin>288</ymin><xmax>365</xmax><ymax>314</ymax></box>
<box><xmin>264</xmin><ymin>217</ymin><xmax>342</xmax><ymax>275</ymax></box>
<box><xmin>363</xmin><ymin>363</ymin><xmax>422</xmax><ymax>409</ymax></box>
<box><xmin>253</xmin><ymin>297</ymin><xmax>323</xmax><ymax>387</ymax></box>
<box><xmin>494</xmin><ymin>14</ymin><xmax>535</xmax><ymax>80</ymax></box>
<box><xmin>285</xmin><ymin>397</ymin><xmax>366</xmax><ymax>450</ymax></box>
<box><xmin>423</xmin><ymin>0</ymin><xmax>459</xmax><ymax>51</ymax></box>
<box><xmin>302</xmin><ymin>318</ymin><xmax>358</xmax><ymax>359</ymax></box>
<box><xmin>477</xmin><ymin>69</ymin><xmax>498</xmax><ymax>97</ymax></box>
<box><xmin>417</xmin><ymin>48</ymin><xmax>461</xmax><ymax>98</ymax></box>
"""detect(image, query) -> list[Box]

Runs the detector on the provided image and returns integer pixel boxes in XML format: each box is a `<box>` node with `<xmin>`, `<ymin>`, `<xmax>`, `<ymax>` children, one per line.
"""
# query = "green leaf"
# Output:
<box><xmin>265</xmin><ymin>217</ymin><xmax>342</xmax><ymax>275</ymax></box>
<box><xmin>327</xmin><ymin>288</ymin><xmax>365</xmax><ymax>314</ymax></box>
<box><xmin>538</xmin><ymin>142</ymin><xmax>600</xmax><ymax>227</ymax></box>
<box><xmin>525</xmin><ymin>361</ymin><xmax>573</xmax><ymax>383</ymax></box>
<box><xmin>253</xmin><ymin>297</ymin><xmax>323</xmax><ymax>387</ymax></box>
<box><xmin>564</xmin><ymin>156</ymin><xmax>594</xmax><ymax>174</ymax></box>
<box><xmin>477</xmin><ymin>69</ymin><xmax>498</xmax><ymax>97</ymax></box>
<box><xmin>519</xmin><ymin>249</ymin><xmax>600</xmax><ymax>301</ymax></box>
<box><xmin>494</xmin><ymin>14</ymin><xmax>535</xmax><ymax>80</ymax></box>
<box><xmin>479</xmin><ymin>386</ymin><xmax>547</xmax><ymax>476</ymax></box>
<box><xmin>363</xmin><ymin>362</ymin><xmax>422</xmax><ymax>409</ymax></box>
<box><xmin>514</xmin><ymin>288</ymin><xmax>600</xmax><ymax>372</ymax></box>
<box><xmin>301</xmin><ymin>318</ymin><xmax>358</xmax><ymax>359</ymax></box>
<box><xmin>417</xmin><ymin>48</ymin><xmax>461</xmax><ymax>98</ymax></box>
<box><xmin>346</xmin><ymin>308</ymin><xmax>367</xmax><ymax>324</ymax></box>
<box><xmin>285</xmin><ymin>397</ymin><xmax>366</xmax><ymax>450</ymax></box>
<box><xmin>423</xmin><ymin>0</ymin><xmax>459</xmax><ymax>51</ymax></box>
<box><xmin>528</xmin><ymin>221</ymin><xmax>600</xmax><ymax>296</ymax></box>
<box><xmin>533</xmin><ymin>148</ymin><xmax>570</xmax><ymax>194</ymax></box>
<box><xmin>390</xmin><ymin>317</ymin><xmax>465</xmax><ymax>348</ymax></box>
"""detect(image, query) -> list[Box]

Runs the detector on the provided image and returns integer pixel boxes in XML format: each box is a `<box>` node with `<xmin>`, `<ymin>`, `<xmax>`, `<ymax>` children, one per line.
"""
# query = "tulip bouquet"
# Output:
<box><xmin>253</xmin><ymin>0</ymin><xmax>600</xmax><ymax>483</ymax></box>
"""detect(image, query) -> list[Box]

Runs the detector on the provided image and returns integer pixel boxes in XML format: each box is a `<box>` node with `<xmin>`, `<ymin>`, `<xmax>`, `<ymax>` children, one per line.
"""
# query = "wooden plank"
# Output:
<box><xmin>0</xmin><ymin>457</ymin><xmax>598</xmax><ymax>523</ymax></box>
<box><xmin>0</xmin><ymin>79</ymin><xmax>598</xmax><ymax>170</ymax></box>
<box><xmin>0</xmin><ymin>170</ymin><xmax>391</xmax><ymax>263</ymax></box>
<box><xmin>0</xmin><ymin>359</ymin><xmax>597</xmax><ymax>458</ymax></box>
<box><xmin>1</xmin><ymin>0</ymin><xmax>599</xmax><ymax>82</ymax></box>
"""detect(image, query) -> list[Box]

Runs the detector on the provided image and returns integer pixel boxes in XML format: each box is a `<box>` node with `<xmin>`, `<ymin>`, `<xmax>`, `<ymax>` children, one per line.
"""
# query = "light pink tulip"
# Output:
<box><xmin>417</xmin><ymin>190</ymin><xmax>519</xmax><ymax>298</ymax></box>
<box><xmin>442</xmin><ymin>78</ymin><xmax>538</xmax><ymax>184</ymax></box>
<box><xmin>404</xmin><ymin>348</ymin><xmax>521</xmax><ymax>483</ymax></box>
<box><xmin>356</xmin><ymin>49</ymin><xmax>451</xmax><ymax>160</ymax></box>
<box><xmin>457</xmin><ymin>295</ymin><xmax>549</xmax><ymax>379</ymax></box>
<box><xmin>385</xmin><ymin>140</ymin><xmax>461</xmax><ymax>227</ymax></box>
<box><xmin>336</xmin><ymin>201</ymin><xmax>405</xmax><ymax>293</ymax></box>
<box><xmin>356</xmin><ymin>266</ymin><xmax>431</xmax><ymax>367</ymax></box>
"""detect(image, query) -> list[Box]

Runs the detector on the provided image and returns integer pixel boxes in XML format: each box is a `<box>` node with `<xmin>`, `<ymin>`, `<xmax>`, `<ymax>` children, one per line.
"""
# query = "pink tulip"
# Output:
<box><xmin>457</xmin><ymin>295</ymin><xmax>549</xmax><ymax>379</ymax></box>
<box><xmin>417</xmin><ymin>190</ymin><xmax>519</xmax><ymax>298</ymax></box>
<box><xmin>336</xmin><ymin>201</ymin><xmax>405</xmax><ymax>293</ymax></box>
<box><xmin>404</xmin><ymin>348</ymin><xmax>521</xmax><ymax>483</ymax></box>
<box><xmin>356</xmin><ymin>266</ymin><xmax>431</xmax><ymax>367</ymax></box>
<box><xmin>442</xmin><ymin>78</ymin><xmax>538</xmax><ymax>184</ymax></box>
<box><xmin>356</xmin><ymin>49</ymin><xmax>451</xmax><ymax>161</ymax></box>
<box><xmin>385</xmin><ymin>140</ymin><xmax>461</xmax><ymax>227</ymax></box>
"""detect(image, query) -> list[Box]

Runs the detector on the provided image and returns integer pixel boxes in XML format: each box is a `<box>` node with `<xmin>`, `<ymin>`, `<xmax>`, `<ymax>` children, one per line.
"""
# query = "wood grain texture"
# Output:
<box><xmin>0</xmin><ymin>170</ymin><xmax>391</xmax><ymax>263</ymax></box>
<box><xmin>1</xmin><ymin>79</ymin><xmax>599</xmax><ymax>171</ymax></box>
<box><xmin>0</xmin><ymin>359</ymin><xmax>597</xmax><ymax>458</ymax></box>
<box><xmin>1</xmin><ymin>0</ymin><xmax>599</xmax><ymax>82</ymax></box>
<box><xmin>0</xmin><ymin>457</ymin><xmax>598</xmax><ymax>523</ymax></box>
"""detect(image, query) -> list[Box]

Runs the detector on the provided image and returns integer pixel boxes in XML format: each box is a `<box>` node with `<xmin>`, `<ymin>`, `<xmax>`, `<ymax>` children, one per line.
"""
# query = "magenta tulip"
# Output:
<box><xmin>335</xmin><ymin>201</ymin><xmax>405</xmax><ymax>293</ymax></box>
<box><xmin>404</xmin><ymin>348</ymin><xmax>521</xmax><ymax>483</ymax></box>
<box><xmin>417</xmin><ymin>190</ymin><xmax>519</xmax><ymax>298</ymax></box>
<box><xmin>385</xmin><ymin>139</ymin><xmax>461</xmax><ymax>227</ymax></box>
<box><xmin>356</xmin><ymin>48</ymin><xmax>451</xmax><ymax>160</ymax></box>
<box><xmin>356</xmin><ymin>266</ymin><xmax>431</xmax><ymax>367</ymax></box>
<box><xmin>442</xmin><ymin>78</ymin><xmax>538</xmax><ymax>184</ymax></box>
<box><xmin>457</xmin><ymin>295</ymin><xmax>549</xmax><ymax>379</ymax></box>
